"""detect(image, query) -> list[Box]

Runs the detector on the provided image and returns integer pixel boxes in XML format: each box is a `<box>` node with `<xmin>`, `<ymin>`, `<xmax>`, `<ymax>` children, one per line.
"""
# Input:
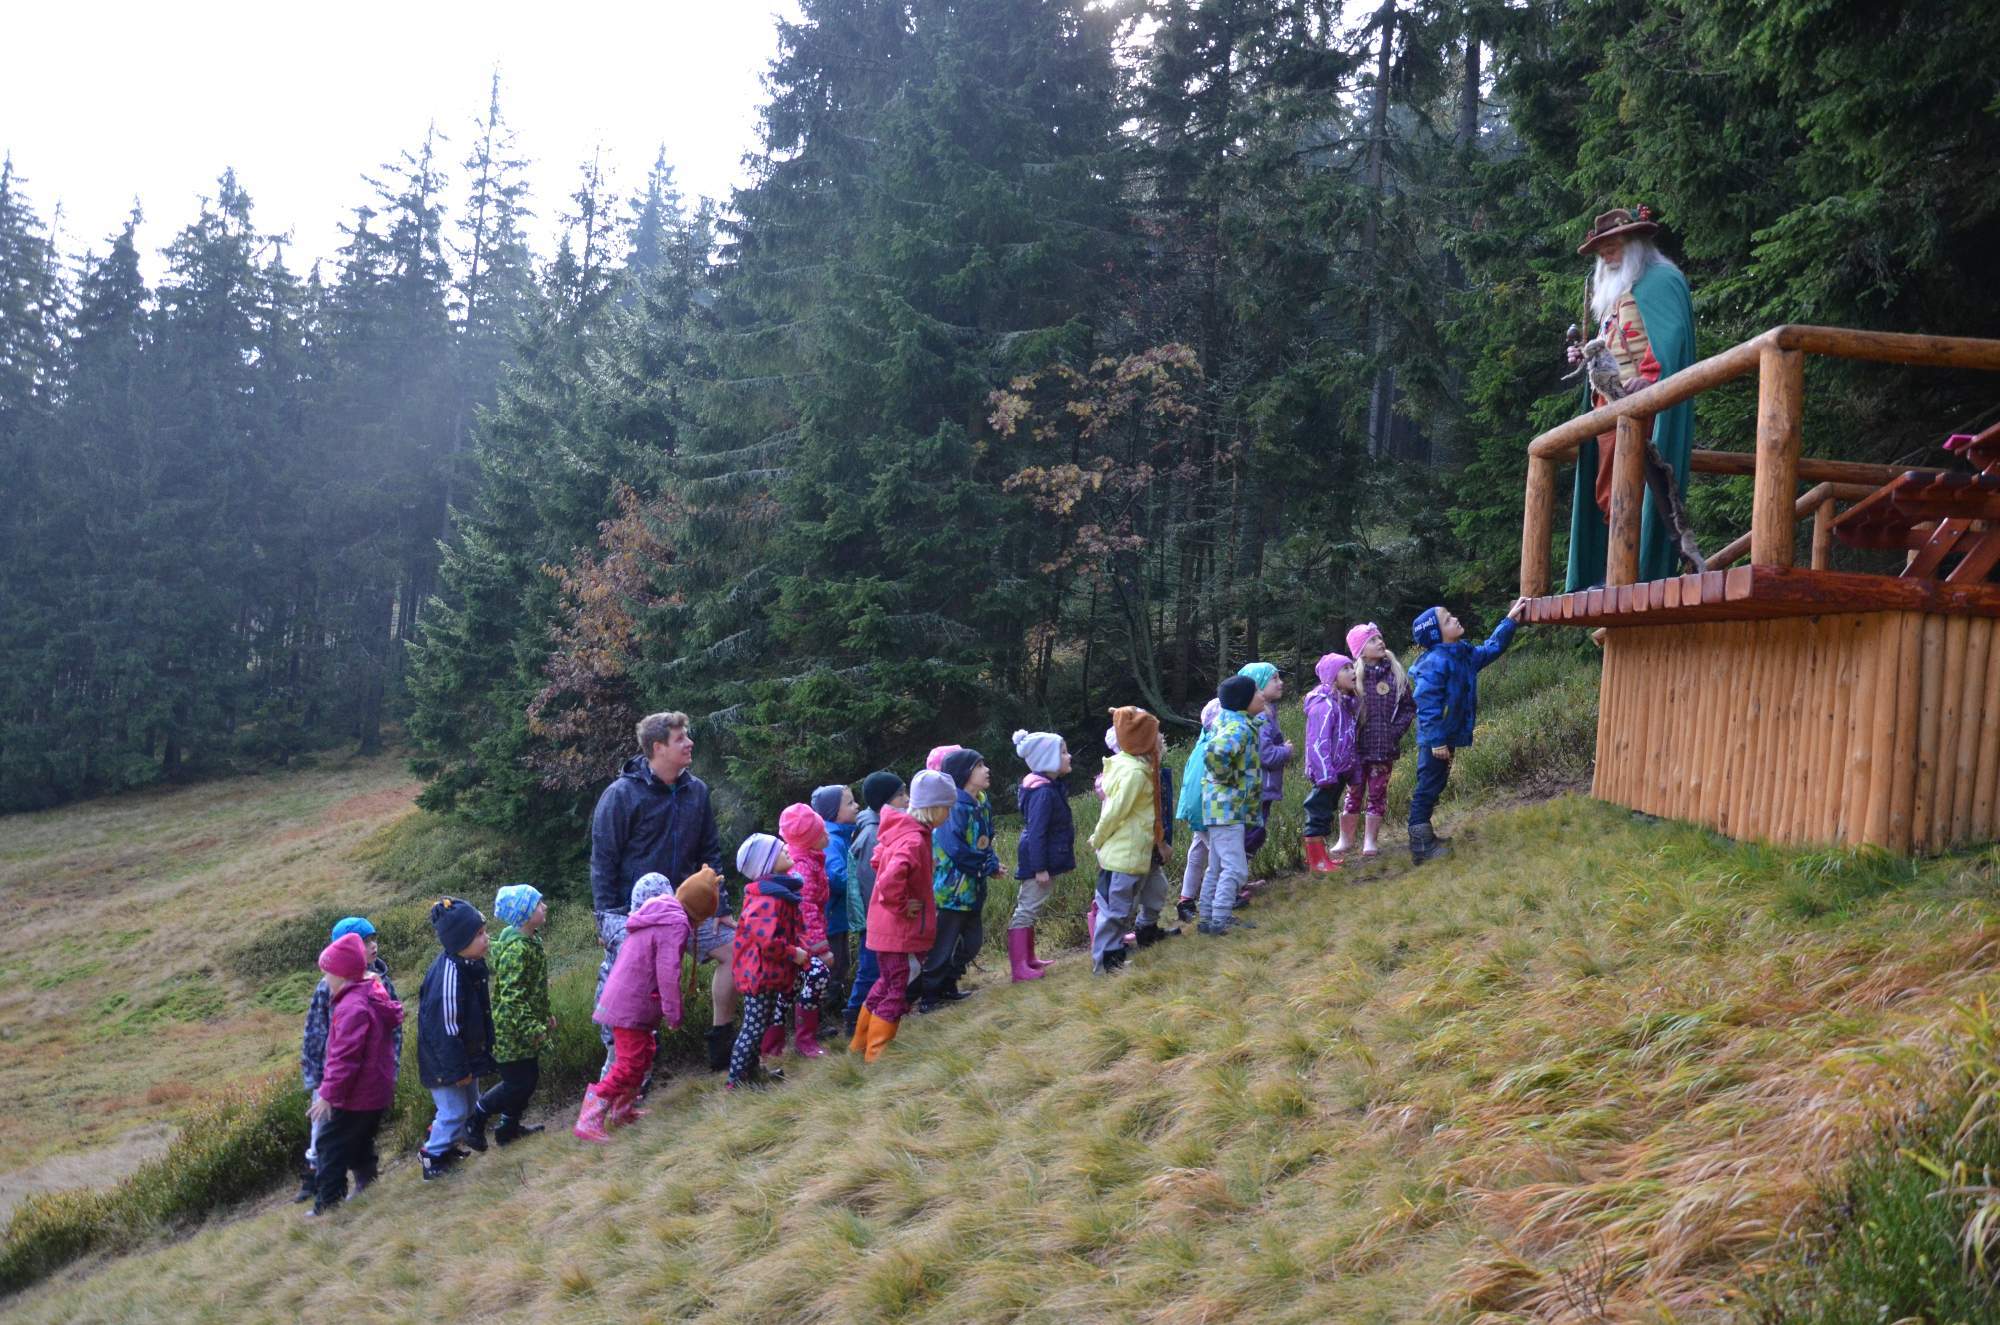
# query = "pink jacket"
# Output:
<box><xmin>318</xmin><ymin>977</ymin><xmax>404</xmax><ymax>1112</ymax></box>
<box><xmin>592</xmin><ymin>895</ymin><xmax>691</xmax><ymax>1031</ymax></box>
<box><xmin>865</xmin><ymin>807</ymin><xmax>938</xmax><ymax>955</ymax></box>
<box><xmin>779</xmin><ymin>802</ymin><xmax>833</xmax><ymax>957</ymax></box>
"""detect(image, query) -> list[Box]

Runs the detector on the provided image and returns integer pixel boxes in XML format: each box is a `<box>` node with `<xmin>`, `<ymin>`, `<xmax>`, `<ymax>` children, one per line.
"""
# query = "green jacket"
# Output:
<box><xmin>490</xmin><ymin>924</ymin><xmax>550</xmax><ymax>1063</ymax></box>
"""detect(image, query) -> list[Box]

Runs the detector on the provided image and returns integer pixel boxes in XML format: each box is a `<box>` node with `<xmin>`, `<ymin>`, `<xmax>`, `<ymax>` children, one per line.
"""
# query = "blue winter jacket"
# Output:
<box><xmin>1014</xmin><ymin>775</ymin><xmax>1077</xmax><ymax>880</ymax></box>
<box><xmin>1412</xmin><ymin>617</ymin><xmax>1518</xmax><ymax>750</ymax></box>
<box><xmin>824</xmin><ymin>820</ymin><xmax>856</xmax><ymax>937</ymax></box>
<box><xmin>589</xmin><ymin>756</ymin><xmax>726</xmax><ymax>917</ymax></box>
<box><xmin>417</xmin><ymin>950</ymin><xmax>495</xmax><ymax>1089</ymax></box>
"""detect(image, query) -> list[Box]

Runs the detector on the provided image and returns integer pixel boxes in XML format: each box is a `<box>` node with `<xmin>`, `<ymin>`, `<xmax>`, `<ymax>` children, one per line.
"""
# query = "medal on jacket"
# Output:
<box><xmin>1376</xmin><ymin>680</ymin><xmax>1390</xmax><ymax>696</ymax></box>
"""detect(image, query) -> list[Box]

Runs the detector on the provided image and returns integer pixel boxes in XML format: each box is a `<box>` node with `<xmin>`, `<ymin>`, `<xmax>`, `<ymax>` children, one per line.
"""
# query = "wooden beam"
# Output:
<box><xmin>1528</xmin><ymin>335</ymin><xmax>1771</xmax><ymax>462</ymax></box>
<box><xmin>1525</xmin><ymin>563</ymin><xmax>2000</xmax><ymax>628</ymax></box>
<box><xmin>1773</xmin><ymin>324</ymin><xmax>2000</xmax><ymax>372</ymax></box>
<box><xmin>1606</xmin><ymin>416</ymin><xmax>1646</xmax><ymax>586</ymax></box>
<box><xmin>1812</xmin><ymin>498</ymin><xmax>1834</xmax><ymax>569</ymax></box>
<box><xmin>1690</xmin><ymin>449</ymin><xmax>1949</xmax><ymax>487</ymax></box>
<box><xmin>1520</xmin><ymin>454</ymin><xmax>1556</xmax><ymax>598</ymax></box>
<box><xmin>1753</xmin><ymin>346</ymin><xmax>1805</xmax><ymax>566</ymax></box>
<box><xmin>1709</xmin><ymin>482</ymin><xmax>1876</xmax><ymax>571</ymax></box>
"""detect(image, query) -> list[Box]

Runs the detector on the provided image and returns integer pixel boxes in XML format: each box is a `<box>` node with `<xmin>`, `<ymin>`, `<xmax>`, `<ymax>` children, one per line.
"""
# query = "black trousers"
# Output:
<box><xmin>314</xmin><ymin>1107</ymin><xmax>384</xmax><ymax>1207</ymax></box>
<box><xmin>477</xmin><ymin>1057</ymin><xmax>541</xmax><ymax>1119</ymax></box>
<box><xmin>826</xmin><ymin>932</ymin><xmax>852</xmax><ymax>1010</ymax></box>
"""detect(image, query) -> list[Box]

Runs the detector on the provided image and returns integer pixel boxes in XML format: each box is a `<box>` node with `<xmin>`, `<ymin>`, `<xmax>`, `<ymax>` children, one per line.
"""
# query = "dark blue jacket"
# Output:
<box><xmin>417</xmin><ymin>950</ymin><xmax>494</xmax><ymax>1089</ymax></box>
<box><xmin>1412</xmin><ymin>617</ymin><xmax>1518</xmax><ymax>750</ymax></box>
<box><xmin>1015</xmin><ymin>775</ymin><xmax>1077</xmax><ymax>880</ymax></box>
<box><xmin>589</xmin><ymin>756</ymin><xmax>726</xmax><ymax>917</ymax></box>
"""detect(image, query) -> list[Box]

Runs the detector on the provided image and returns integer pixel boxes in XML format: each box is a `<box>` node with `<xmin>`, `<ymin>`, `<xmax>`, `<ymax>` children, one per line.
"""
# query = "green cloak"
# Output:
<box><xmin>1563</xmin><ymin>262</ymin><xmax>1698</xmax><ymax>590</ymax></box>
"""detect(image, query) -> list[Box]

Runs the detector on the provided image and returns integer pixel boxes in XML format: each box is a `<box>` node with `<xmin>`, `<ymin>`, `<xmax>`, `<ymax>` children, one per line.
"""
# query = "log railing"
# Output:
<box><xmin>1519</xmin><ymin>325</ymin><xmax>2000</xmax><ymax>599</ymax></box>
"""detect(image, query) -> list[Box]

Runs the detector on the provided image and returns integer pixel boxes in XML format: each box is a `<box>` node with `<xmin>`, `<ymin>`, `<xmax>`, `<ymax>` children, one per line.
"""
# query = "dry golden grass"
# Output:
<box><xmin>0</xmin><ymin>753</ymin><xmax>421</xmax><ymax>1177</ymax></box>
<box><xmin>9</xmin><ymin>794</ymin><xmax>1998</xmax><ymax>1323</ymax></box>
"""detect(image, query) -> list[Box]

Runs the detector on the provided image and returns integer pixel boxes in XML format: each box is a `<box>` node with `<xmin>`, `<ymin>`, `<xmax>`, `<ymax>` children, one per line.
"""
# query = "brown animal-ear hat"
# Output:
<box><xmin>1578</xmin><ymin>204</ymin><xmax>1660</xmax><ymax>255</ymax></box>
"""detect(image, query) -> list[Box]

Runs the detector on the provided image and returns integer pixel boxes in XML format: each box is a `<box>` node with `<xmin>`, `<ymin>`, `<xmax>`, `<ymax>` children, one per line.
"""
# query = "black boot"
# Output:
<box><xmin>463</xmin><ymin>1107</ymin><xmax>489</xmax><ymax>1153</ymax></box>
<box><xmin>1176</xmin><ymin>897</ymin><xmax>1198</xmax><ymax>924</ymax></box>
<box><xmin>291</xmin><ymin>1152</ymin><xmax>317</xmax><ymax>1203</ymax></box>
<box><xmin>420</xmin><ymin>1150</ymin><xmax>458</xmax><ymax>1182</ymax></box>
<box><xmin>492</xmin><ymin>1116</ymin><xmax>545</xmax><ymax>1146</ymax></box>
<box><xmin>705</xmin><ymin>1023</ymin><xmax>736</xmax><ymax>1072</ymax></box>
<box><xmin>1409</xmin><ymin>822</ymin><xmax>1453</xmax><ymax>865</ymax></box>
<box><xmin>1134</xmin><ymin>922</ymin><xmax>1180</xmax><ymax>948</ymax></box>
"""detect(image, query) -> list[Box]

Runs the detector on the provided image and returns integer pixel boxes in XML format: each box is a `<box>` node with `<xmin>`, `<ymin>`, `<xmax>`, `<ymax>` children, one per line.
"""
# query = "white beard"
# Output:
<box><xmin>1589</xmin><ymin>240</ymin><xmax>1678</xmax><ymax>324</ymax></box>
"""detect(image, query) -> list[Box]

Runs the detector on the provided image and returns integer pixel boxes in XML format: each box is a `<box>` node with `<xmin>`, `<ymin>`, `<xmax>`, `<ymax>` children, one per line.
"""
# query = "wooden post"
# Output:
<box><xmin>1811</xmin><ymin>498</ymin><xmax>1834</xmax><ymax>570</ymax></box>
<box><xmin>1606</xmin><ymin>415</ymin><xmax>1647</xmax><ymax>586</ymax></box>
<box><xmin>1520</xmin><ymin>455</ymin><xmax>1556</xmax><ymax>598</ymax></box>
<box><xmin>1752</xmin><ymin>346</ymin><xmax>1805</xmax><ymax>567</ymax></box>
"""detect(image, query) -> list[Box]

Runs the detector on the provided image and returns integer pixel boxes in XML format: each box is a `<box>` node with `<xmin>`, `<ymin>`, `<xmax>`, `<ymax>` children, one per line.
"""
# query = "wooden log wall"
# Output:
<box><xmin>1595</xmin><ymin>610</ymin><xmax>2000</xmax><ymax>851</ymax></box>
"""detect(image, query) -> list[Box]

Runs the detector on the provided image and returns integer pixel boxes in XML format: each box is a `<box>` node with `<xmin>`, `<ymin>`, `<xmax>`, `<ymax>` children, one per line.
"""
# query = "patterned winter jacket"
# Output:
<box><xmin>301</xmin><ymin>958</ymin><xmax>400</xmax><ymax>1092</ymax></box>
<box><xmin>1354</xmin><ymin>658</ymin><xmax>1416</xmax><ymax>765</ymax></box>
<box><xmin>1201</xmin><ymin>708</ymin><xmax>1261</xmax><ymax>827</ymax></box>
<box><xmin>732</xmin><ymin>875</ymin><xmax>807</xmax><ymax>997</ymax></box>
<box><xmin>933</xmin><ymin>790</ymin><xmax>1001</xmax><ymax>913</ymax></box>
<box><xmin>489</xmin><ymin>924</ymin><xmax>550</xmax><ymax>1064</ymax></box>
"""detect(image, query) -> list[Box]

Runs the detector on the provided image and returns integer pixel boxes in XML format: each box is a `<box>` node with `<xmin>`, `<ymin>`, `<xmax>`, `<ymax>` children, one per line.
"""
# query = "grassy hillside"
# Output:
<box><xmin>0</xmin><ymin>755</ymin><xmax>424</xmax><ymax>1189</ymax></box>
<box><xmin>9</xmin><ymin>641</ymin><xmax>2000</xmax><ymax>1320</ymax></box>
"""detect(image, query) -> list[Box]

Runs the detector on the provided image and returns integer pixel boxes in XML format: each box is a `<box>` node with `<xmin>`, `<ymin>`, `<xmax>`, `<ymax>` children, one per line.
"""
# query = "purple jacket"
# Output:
<box><xmin>1304</xmin><ymin>652</ymin><xmax>1360</xmax><ymax>786</ymax></box>
<box><xmin>318</xmin><ymin>978</ymin><xmax>404</xmax><ymax>1112</ymax></box>
<box><xmin>593</xmin><ymin>896</ymin><xmax>692</xmax><ymax>1032</ymax></box>
<box><xmin>1254</xmin><ymin>712</ymin><xmax>1293</xmax><ymax>803</ymax></box>
<box><xmin>1355</xmin><ymin>657</ymin><xmax>1416</xmax><ymax>765</ymax></box>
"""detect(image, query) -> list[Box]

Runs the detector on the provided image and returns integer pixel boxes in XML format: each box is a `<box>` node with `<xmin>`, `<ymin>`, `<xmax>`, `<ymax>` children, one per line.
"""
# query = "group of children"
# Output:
<box><xmin>292</xmin><ymin>600</ymin><xmax>1524</xmax><ymax>1214</ymax></box>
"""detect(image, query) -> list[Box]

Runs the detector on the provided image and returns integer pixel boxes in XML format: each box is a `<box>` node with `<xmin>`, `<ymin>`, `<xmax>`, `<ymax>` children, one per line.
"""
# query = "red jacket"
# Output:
<box><xmin>318</xmin><ymin>977</ymin><xmax>404</xmax><ymax>1111</ymax></box>
<box><xmin>731</xmin><ymin>876</ymin><xmax>806</xmax><ymax>996</ymax></box>
<box><xmin>865</xmin><ymin>808</ymin><xmax>938</xmax><ymax>955</ymax></box>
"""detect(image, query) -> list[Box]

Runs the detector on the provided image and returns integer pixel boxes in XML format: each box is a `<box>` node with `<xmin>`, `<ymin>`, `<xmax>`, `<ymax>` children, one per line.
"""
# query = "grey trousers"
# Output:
<box><xmin>1198</xmin><ymin>823</ymin><xmax>1247</xmax><ymax>924</ymax></box>
<box><xmin>1091</xmin><ymin>866</ymin><xmax>1171</xmax><ymax>963</ymax></box>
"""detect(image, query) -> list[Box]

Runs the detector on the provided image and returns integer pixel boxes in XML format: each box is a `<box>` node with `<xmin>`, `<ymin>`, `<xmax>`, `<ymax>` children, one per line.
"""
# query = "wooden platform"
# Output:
<box><xmin>1596</xmin><ymin>611</ymin><xmax>2000</xmax><ymax>853</ymax></box>
<box><xmin>1524</xmin><ymin>564</ymin><xmax>2000</xmax><ymax>628</ymax></box>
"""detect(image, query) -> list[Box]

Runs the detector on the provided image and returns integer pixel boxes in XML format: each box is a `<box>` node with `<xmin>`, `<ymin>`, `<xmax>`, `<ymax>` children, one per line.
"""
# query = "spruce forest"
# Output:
<box><xmin>4</xmin><ymin>0</ymin><xmax>1998</xmax><ymax>860</ymax></box>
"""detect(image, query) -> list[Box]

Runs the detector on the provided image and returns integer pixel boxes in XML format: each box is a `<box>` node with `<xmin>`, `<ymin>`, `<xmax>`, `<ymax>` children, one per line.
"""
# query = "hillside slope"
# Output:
<box><xmin>11</xmin><ymin>792</ymin><xmax>1996</xmax><ymax>1323</ymax></box>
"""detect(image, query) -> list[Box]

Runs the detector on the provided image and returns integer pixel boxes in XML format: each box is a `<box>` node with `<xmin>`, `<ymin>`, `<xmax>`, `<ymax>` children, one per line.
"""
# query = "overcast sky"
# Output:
<box><xmin>2</xmin><ymin>0</ymin><xmax>800</xmax><ymax>278</ymax></box>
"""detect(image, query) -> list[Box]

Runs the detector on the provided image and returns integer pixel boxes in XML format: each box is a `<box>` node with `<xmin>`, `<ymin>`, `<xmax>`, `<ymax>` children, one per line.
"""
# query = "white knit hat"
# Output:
<box><xmin>908</xmin><ymin>769</ymin><xmax>957</xmax><ymax>810</ymax></box>
<box><xmin>734</xmin><ymin>833</ymin><xmax>785</xmax><ymax>880</ymax></box>
<box><xmin>1012</xmin><ymin>729</ymin><xmax>1065</xmax><ymax>776</ymax></box>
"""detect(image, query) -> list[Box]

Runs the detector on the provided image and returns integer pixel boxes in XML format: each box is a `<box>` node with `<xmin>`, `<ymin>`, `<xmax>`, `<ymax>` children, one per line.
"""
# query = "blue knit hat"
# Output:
<box><xmin>329</xmin><ymin>916</ymin><xmax>376</xmax><ymax>943</ymax></box>
<box><xmin>1413</xmin><ymin>607</ymin><xmax>1444</xmax><ymax>648</ymax></box>
<box><xmin>429</xmin><ymin>897</ymin><xmax>486</xmax><ymax>954</ymax></box>
<box><xmin>1237</xmin><ymin>661</ymin><xmax>1278</xmax><ymax>690</ymax></box>
<box><xmin>493</xmin><ymin>883</ymin><xmax>543</xmax><ymax>928</ymax></box>
<box><xmin>810</xmin><ymin>784</ymin><xmax>847</xmax><ymax>820</ymax></box>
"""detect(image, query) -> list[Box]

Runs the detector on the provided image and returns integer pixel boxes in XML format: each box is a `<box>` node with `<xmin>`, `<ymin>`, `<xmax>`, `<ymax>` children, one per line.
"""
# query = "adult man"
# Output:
<box><xmin>1563</xmin><ymin>205</ymin><xmax>1701</xmax><ymax>590</ymax></box>
<box><xmin>589</xmin><ymin>711</ymin><xmax>738</xmax><ymax>1070</ymax></box>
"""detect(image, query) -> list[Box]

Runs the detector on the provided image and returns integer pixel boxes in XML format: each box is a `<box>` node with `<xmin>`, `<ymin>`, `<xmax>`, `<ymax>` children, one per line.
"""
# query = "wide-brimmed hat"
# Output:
<box><xmin>1578</xmin><ymin>204</ymin><xmax>1660</xmax><ymax>255</ymax></box>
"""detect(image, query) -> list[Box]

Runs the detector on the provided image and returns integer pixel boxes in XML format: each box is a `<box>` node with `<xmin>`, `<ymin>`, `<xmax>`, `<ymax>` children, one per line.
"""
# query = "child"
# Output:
<box><xmin>1346</xmin><ymin>622</ymin><xmax>1417</xmax><ymax>859</ymax></box>
<box><xmin>1089</xmin><ymin>707</ymin><xmax>1176</xmax><ymax>973</ymax></box>
<box><xmin>304</xmin><ymin>932</ymin><xmax>403</xmax><ymax>1216</ymax></box>
<box><xmin>814</xmin><ymin>784</ymin><xmax>859</xmax><ymax>1018</ymax></box>
<box><xmin>478</xmin><ymin>884</ymin><xmax>552</xmax><ymax>1146</ymax></box>
<box><xmin>417</xmin><ymin>898</ymin><xmax>495</xmax><ymax>1180</ymax></box>
<box><xmin>1008</xmin><ymin>730</ymin><xmax>1072</xmax><ymax>980</ymax></box>
<box><xmin>851</xmin><ymin>769</ymin><xmax>953</xmax><ymax>1061</ymax></box>
<box><xmin>843</xmin><ymin>772</ymin><xmax>906</xmax><ymax>1038</ymax></box>
<box><xmin>1301</xmin><ymin>652</ymin><xmax>1362</xmax><ymax>871</ymax></box>
<box><xmin>919</xmin><ymin>749</ymin><xmax>1002</xmax><ymax>1012</ymax></box>
<box><xmin>1173</xmin><ymin>698</ymin><xmax>1222</xmax><ymax>924</ymax></box>
<box><xmin>1408</xmin><ymin>600</ymin><xmax>1526</xmax><ymax>862</ymax></box>
<box><xmin>1198</xmin><ymin>676</ymin><xmax>1266</xmax><ymax>935</ymax></box>
<box><xmin>1237</xmin><ymin>663</ymin><xmax>1293</xmax><ymax>867</ymax></box>
<box><xmin>296</xmin><ymin>916</ymin><xmax>399</xmax><ymax>1203</ymax></box>
<box><xmin>728</xmin><ymin>834</ymin><xmax>810</xmax><ymax>1089</ymax></box>
<box><xmin>771</xmin><ymin>803</ymin><xmax>837</xmax><ymax>1059</ymax></box>
<box><xmin>926</xmin><ymin>744</ymin><xmax>964</xmax><ymax>772</ymax></box>
<box><xmin>575</xmin><ymin>872</ymin><xmax>714</xmax><ymax>1140</ymax></box>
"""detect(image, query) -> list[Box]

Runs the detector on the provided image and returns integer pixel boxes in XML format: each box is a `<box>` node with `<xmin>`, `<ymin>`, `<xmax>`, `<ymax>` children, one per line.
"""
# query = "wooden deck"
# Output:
<box><xmin>1524</xmin><ymin>564</ymin><xmax>2000</xmax><ymax>629</ymax></box>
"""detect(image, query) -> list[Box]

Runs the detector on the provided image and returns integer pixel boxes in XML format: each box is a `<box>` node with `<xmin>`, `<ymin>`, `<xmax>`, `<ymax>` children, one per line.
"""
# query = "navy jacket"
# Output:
<box><xmin>1014</xmin><ymin>775</ymin><xmax>1077</xmax><ymax>880</ymax></box>
<box><xmin>1412</xmin><ymin>617</ymin><xmax>1518</xmax><ymax>750</ymax></box>
<box><xmin>589</xmin><ymin>756</ymin><xmax>726</xmax><ymax>917</ymax></box>
<box><xmin>417</xmin><ymin>950</ymin><xmax>495</xmax><ymax>1089</ymax></box>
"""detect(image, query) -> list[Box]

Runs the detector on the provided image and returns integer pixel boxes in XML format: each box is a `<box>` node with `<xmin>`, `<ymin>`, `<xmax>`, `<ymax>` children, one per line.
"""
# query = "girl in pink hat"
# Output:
<box><xmin>1343</xmin><ymin>623</ymin><xmax>1415</xmax><ymax>859</ymax></box>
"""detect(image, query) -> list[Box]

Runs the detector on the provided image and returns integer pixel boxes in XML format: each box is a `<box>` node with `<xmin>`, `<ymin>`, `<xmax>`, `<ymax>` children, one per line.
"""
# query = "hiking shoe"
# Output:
<box><xmin>493</xmin><ymin>1117</ymin><xmax>544</xmax><ymax>1147</ymax></box>
<box><xmin>420</xmin><ymin>1151</ymin><xmax>458</xmax><ymax>1182</ymax></box>
<box><xmin>1094</xmin><ymin>946</ymin><xmax>1130</xmax><ymax>976</ymax></box>
<box><xmin>1134</xmin><ymin>923</ymin><xmax>1179</xmax><ymax>948</ymax></box>
<box><xmin>463</xmin><ymin>1109</ymin><xmax>489</xmax><ymax>1153</ymax></box>
<box><xmin>1176</xmin><ymin>898</ymin><xmax>1198</xmax><ymax>924</ymax></box>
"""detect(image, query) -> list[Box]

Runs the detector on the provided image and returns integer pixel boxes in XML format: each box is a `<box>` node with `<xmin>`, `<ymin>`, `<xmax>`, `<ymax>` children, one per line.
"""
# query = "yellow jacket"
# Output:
<box><xmin>1090</xmin><ymin>752</ymin><xmax>1156</xmax><ymax>875</ymax></box>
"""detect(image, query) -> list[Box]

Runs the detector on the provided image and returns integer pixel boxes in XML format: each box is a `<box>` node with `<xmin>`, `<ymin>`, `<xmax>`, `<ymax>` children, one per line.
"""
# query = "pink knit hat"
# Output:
<box><xmin>1315</xmin><ymin>651</ymin><xmax>1352</xmax><ymax>689</ymax></box>
<box><xmin>777</xmin><ymin>802</ymin><xmax>826</xmax><ymax>851</ymax></box>
<box><xmin>1345</xmin><ymin>623</ymin><xmax>1382</xmax><ymax>659</ymax></box>
<box><xmin>318</xmin><ymin>932</ymin><xmax>368</xmax><ymax>982</ymax></box>
<box><xmin>925</xmin><ymin>744</ymin><xmax>964</xmax><ymax>772</ymax></box>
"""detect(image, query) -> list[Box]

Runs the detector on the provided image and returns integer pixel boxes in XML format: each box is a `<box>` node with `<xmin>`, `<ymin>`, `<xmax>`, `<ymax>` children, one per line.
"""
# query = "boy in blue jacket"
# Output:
<box><xmin>417</xmin><ymin>897</ymin><xmax>495</xmax><ymax>1181</ymax></box>
<box><xmin>1408</xmin><ymin>599</ymin><xmax>1528</xmax><ymax>864</ymax></box>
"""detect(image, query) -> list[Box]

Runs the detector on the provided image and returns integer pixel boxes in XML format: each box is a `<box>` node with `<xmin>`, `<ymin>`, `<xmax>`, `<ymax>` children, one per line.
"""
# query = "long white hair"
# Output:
<box><xmin>1589</xmin><ymin>237</ymin><xmax>1680</xmax><ymax>324</ymax></box>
